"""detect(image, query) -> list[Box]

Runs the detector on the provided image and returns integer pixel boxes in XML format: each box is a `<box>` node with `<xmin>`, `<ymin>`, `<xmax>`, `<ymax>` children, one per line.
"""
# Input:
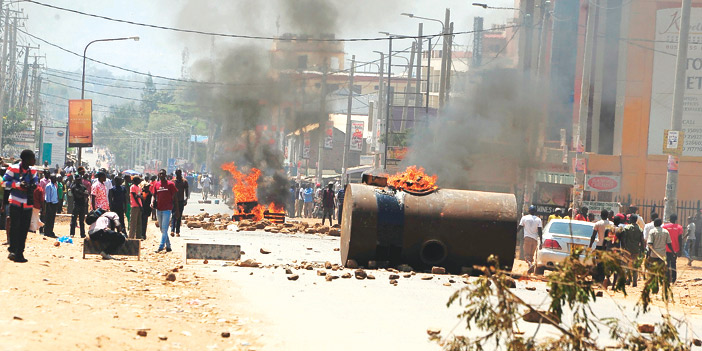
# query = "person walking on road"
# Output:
<box><xmin>303</xmin><ymin>184</ymin><xmax>314</xmax><ymax>218</ymax></box>
<box><xmin>662</xmin><ymin>214</ymin><xmax>683</xmax><ymax>283</ymax></box>
<box><xmin>321</xmin><ymin>182</ymin><xmax>335</xmax><ymax>226</ymax></box>
<box><xmin>152</xmin><ymin>169</ymin><xmax>177</xmax><ymax>253</ymax></box>
<box><xmin>336</xmin><ymin>185</ymin><xmax>345</xmax><ymax>226</ymax></box>
<box><xmin>43</xmin><ymin>175</ymin><xmax>59</xmax><ymax>238</ymax></box>
<box><xmin>128</xmin><ymin>177</ymin><xmax>143</xmax><ymax>239</ymax></box>
<box><xmin>141</xmin><ymin>178</ymin><xmax>154</xmax><ymax>240</ymax></box>
<box><xmin>91</xmin><ymin>172</ymin><xmax>110</xmax><ymax>211</ymax></box>
<box><xmin>619</xmin><ymin>214</ymin><xmax>645</xmax><ymax>287</ymax></box>
<box><xmin>518</xmin><ymin>205</ymin><xmax>543</xmax><ymax>273</ymax></box>
<box><xmin>647</xmin><ymin>218</ymin><xmax>673</xmax><ymax>279</ymax></box>
<box><xmin>170</xmin><ymin>169</ymin><xmax>189</xmax><ymax>237</ymax></box>
<box><xmin>201</xmin><ymin>174</ymin><xmax>212</xmax><ymax>201</ymax></box>
<box><xmin>70</xmin><ymin>174</ymin><xmax>89</xmax><ymax>238</ymax></box>
<box><xmin>4</xmin><ymin>150</ymin><xmax>39</xmax><ymax>263</ymax></box>
<box><xmin>108</xmin><ymin>176</ymin><xmax>127</xmax><ymax>234</ymax></box>
<box><xmin>683</xmin><ymin>215</ymin><xmax>696</xmax><ymax>267</ymax></box>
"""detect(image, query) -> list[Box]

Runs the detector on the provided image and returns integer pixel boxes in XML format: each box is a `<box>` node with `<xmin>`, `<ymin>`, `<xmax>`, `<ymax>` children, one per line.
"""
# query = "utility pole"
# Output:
<box><xmin>664</xmin><ymin>0</ymin><xmax>692</xmax><ymax>221</ymax></box>
<box><xmin>316</xmin><ymin>65</ymin><xmax>328</xmax><ymax>183</ymax></box>
<box><xmin>400</xmin><ymin>42</ymin><xmax>416</xmax><ymax>132</ymax></box>
<box><xmin>8</xmin><ymin>16</ymin><xmax>17</xmax><ymax>109</ymax></box>
<box><xmin>415</xmin><ymin>23</ymin><xmax>423</xmax><ymax>109</ymax></box>
<box><xmin>445</xmin><ymin>22</ymin><xmax>454</xmax><ymax>104</ymax></box>
<box><xmin>341</xmin><ymin>55</ymin><xmax>355</xmax><ymax>184</ymax></box>
<box><xmin>438</xmin><ymin>8</ymin><xmax>450</xmax><ymax>110</ymax></box>
<box><xmin>383</xmin><ymin>39</ymin><xmax>393</xmax><ymax>170</ymax></box>
<box><xmin>374</xmin><ymin>51</ymin><xmax>385</xmax><ymax>154</ymax></box>
<box><xmin>573</xmin><ymin>4</ymin><xmax>597</xmax><ymax>209</ymax></box>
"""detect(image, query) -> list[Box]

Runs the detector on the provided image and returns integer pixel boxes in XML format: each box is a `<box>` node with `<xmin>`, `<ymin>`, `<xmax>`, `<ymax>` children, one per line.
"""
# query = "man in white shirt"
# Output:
<box><xmin>85</xmin><ymin>209</ymin><xmax>126</xmax><ymax>260</ymax></box>
<box><xmin>643</xmin><ymin>213</ymin><xmax>658</xmax><ymax>244</ymax></box>
<box><xmin>518</xmin><ymin>205</ymin><xmax>543</xmax><ymax>271</ymax></box>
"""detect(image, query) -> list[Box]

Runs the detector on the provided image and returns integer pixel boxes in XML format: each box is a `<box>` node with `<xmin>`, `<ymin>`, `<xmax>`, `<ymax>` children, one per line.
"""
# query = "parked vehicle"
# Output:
<box><xmin>534</xmin><ymin>219</ymin><xmax>595</xmax><ymax>275</ymax></box>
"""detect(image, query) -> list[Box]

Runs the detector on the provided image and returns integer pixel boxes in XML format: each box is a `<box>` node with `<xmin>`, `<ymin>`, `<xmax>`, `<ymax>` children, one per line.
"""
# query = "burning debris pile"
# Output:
<box><xmin>387</xmin><ymin>166</ymin><xmax>438</xmax><ymax>194</ymax></box>
<box><xmin>183</xmin><ymin>213</ymin><xmax>234</xmax><ymax>231</ymax></box>
<box><xmin>221</xmin><ymin>162</ymin><xmax>286</xmax><ymax>222</ymax></box>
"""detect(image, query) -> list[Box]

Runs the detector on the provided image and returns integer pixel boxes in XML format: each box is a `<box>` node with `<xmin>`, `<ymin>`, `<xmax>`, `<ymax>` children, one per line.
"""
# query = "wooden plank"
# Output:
<box><xmin>186</xmin><ymin>243</ymin><xmax>241</xmax><ymax>261</ymax></box>
<box><xmin>83</xmin><ymin>239</ymin><xmax>141</xmax><ymax>260</ymax></box>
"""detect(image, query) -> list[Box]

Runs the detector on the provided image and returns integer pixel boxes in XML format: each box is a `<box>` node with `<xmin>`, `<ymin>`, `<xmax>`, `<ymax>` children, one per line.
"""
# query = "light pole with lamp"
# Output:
<box><xmin>78</xmin><ymin>36</ymin><xmax>139</xmax><ymax>166</ymax></box>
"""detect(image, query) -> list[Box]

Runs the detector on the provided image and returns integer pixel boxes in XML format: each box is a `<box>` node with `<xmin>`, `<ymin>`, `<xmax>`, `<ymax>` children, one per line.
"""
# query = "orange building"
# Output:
<box><xmin>545</xmin><ymin>0</ymin><xmax>702</xmax><ymax>206</ymax></box>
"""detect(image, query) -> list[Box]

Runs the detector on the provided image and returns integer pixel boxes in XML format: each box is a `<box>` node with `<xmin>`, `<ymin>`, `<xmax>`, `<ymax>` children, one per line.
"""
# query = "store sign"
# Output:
<box><xmin>324</xmin><ymin>120</ymin><xmax>334</xmax><ymax>149</ymax></box>
<box><xmin>41</xmin><ymin>126</ymin><xmax>67</xmax><ymax>167</ymax></box>
<box><xmin>585</xmin><ymin>175</ymin><xmax>620</xmax><ymax>192</ymax></box>
<box><xmin>68</xmin><ymin>99</ymin><xmax>92</xmax><ymax>147</ymax></box>
<box><xmin>649</xmin><ymin>8</ymin><xmax>702</xmax><ymax>156</ymax></box>
<box><xmin>582</xmin><ymin>201</ymin><xmax>620</xmax><ymax>214</ymax></box>
<box><xmin>350</xmin><ymin>121</ymin><xmax>364</xmax><ymax>152</ymax></box>
<box><xmin>302</xmin><ymin>133</ymin><xmax>310</xmax><ymax>159</ymax></box>
<box><xmin>534</xmin><ymin>203</ymin><xmax>559</xmax><ymax>216</ymax></box>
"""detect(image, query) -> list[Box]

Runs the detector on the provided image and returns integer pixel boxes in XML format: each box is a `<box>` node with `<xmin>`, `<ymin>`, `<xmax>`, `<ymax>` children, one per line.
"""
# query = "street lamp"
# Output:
<box><xmin>471</xmin><ymin>3</ymin><xmax>524</xmax><ymax>14</ymax></box>
<box><xmin>79</xmin><ymin>36</ymin><xmax>139</xmax><ymax>166</ymax></box>
<box><xmin>401</xmin><ymin>13</ymin><xmax>444</xmax><ymax>32</ymax></box>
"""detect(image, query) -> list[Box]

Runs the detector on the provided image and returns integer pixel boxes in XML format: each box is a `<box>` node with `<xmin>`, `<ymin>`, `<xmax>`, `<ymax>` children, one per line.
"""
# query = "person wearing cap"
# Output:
<box><xmin>518</xmin><ymin>205</ymin><xmax>543</xmax><ymax>272</ymax></box>
<box><xmin>547</xmin><ymin>208</ymin><xmax>563</xmax><ymax>224</ymax></box>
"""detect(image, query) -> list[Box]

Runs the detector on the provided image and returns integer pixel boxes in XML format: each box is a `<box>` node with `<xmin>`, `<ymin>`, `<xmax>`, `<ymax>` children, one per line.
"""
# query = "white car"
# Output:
<box><xmin>534</xmin><ymin>219</ymin><xmax>595</xmax><ymax>275</ymax></box>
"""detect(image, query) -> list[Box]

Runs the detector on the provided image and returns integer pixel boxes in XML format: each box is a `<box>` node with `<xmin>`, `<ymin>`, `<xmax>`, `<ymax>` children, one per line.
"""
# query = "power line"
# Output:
<box><xmin>22</xmin><ymin>0</ymin><xmax>509</xmax><ymax>43</ymax></box>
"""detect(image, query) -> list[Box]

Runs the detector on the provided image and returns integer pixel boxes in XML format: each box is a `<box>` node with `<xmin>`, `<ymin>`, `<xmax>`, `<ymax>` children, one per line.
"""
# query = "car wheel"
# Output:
<box><xmin>535</xmin><ymin>266</ymin><xmax>545</xmax><ymax>275</ymax></box>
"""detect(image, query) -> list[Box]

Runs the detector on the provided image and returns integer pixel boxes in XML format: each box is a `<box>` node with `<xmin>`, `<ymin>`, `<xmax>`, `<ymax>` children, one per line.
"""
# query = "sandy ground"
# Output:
<box><xmin>0</xmin><ymin>217</ymin><xmax>261</xmax><ymax>351</ymax></box>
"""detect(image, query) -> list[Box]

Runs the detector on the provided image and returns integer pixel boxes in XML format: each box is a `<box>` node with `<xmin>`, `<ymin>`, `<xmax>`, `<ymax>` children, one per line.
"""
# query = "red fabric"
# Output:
<box><xmin>151</xmin><ymin>180</ymin><xmax>176</xmax><ymax>211</ymax></box>
<box><xmin>574</xmin><ymin>214</ymin><xmax>587</xmax><ymax>221</ymax></box>
<box><xmin>662</xmin><ymin>223</ymin><xmax>683</xmax><ymax>253</ymax></box>
<box><xmin>33</xmin><ymin>187</ymin><xmax>44</xmax><ymax>209</ymax></box>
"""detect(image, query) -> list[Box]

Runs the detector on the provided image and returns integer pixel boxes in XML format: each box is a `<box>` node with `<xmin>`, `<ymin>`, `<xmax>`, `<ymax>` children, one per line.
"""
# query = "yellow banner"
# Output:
<box><xmin>68</xmin><ymin>99</ymin><xmax>92</xmax><ymax>147</ymax></box>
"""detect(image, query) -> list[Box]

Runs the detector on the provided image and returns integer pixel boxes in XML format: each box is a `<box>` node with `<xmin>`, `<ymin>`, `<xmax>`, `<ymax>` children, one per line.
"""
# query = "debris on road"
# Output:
<box><xmin>137</xmin><ymin>330</ymin><xmax>148</xmax><ymax>337</ymax></box>
<box><xmin>638</xmin><ymin>324</ymin><xmax>655</xmax><ymax>333</ymax></box>
<box><xmin>260</xmin><ymin>248</ymin><xmax>271</xmax><ymax>254</ymax></box>
<box><xmin>431</xmin><ymin>266</ymin><xmax>446</xmax><ymax>274</ymax></box>
<box><xmin>165</xmin><ymin>273</ymin><xmax>177</xmax><ymax>282</ymax></box>
<box><xmin>287</xmin><ymin>274</ymin><xmax>300</xmax><ymax>281</ymax></box>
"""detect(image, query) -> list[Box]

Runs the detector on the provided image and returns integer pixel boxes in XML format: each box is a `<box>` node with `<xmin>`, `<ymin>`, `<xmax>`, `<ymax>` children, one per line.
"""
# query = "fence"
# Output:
<box><xmin>615</xmin><ymin>195</ymin><xmax>701</xmax><ymax>224</ymax></box>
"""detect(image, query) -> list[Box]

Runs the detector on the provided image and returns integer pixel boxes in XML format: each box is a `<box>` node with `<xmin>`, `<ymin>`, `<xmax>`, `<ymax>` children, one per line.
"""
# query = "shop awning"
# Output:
<box><xmin>536</xmin><ymin>171</ymin><xmax>574</xmax><ymax>185</ymax></box>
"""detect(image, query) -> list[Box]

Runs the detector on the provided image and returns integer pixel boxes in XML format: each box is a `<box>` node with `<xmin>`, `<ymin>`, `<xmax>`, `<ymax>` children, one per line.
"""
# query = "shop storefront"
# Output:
<box><xmin>533</xmin><ymin>171</ymin><xmax>574</xmax><ymax>216</ymax></box>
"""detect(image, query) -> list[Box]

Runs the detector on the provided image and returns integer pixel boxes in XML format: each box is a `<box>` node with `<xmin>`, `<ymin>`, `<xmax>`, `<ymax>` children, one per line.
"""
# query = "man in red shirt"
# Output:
<box><xmin>151</xmin><ymin>169</ymin><xmax>177</xmax><ymax>253</ymax></box>
<box><xmin>662</xmin><ymin>213</ymin><xmax>683</xmax><ymax>283</ymax></box>
<box><xmin>574</xmin><ymin>206</ymin><xmax>589</xmax><ymax>221</ymax></box>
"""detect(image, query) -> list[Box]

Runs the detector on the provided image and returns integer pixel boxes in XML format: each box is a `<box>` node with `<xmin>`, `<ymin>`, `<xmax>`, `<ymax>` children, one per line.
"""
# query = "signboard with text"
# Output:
<box><xmin>40</xmin><ymin>126</ymin><xmax>67</xmax><ymax>167</ymax></box>
<box><xmin>324</xmin><ymin>120</ymin><xmax>334</xmax><ymax>149</ymax></box>
<box><xmin>350</xmin><ymin>121</ymin><xmax>364</xmax><ymax>152</ymax></box>
<box><xmin>663</xmin><ymin>130</ymin><xmax>685</xmax><ymax>155</ymax></box>
<box><xmin>649</xmin><ymin>8</ymin><xmax>702</xmax><ymax>156</ymax></box>
<box><xmin>68</xmin><ymin>99</ymin><xmax>93</xmax><ymax>147</ymax></box>
<box><xmin>584</xmin><ymin>175</ymin><xmax>621</xmax><ymax>192</ymax></box>
<box><xmin>582</xmin><ymin>201</ymin><xmax>621</xmax><ymax>214</ymax></box>
<box><xmin>302</xmin><ymin>132</ymin><xmax>310</xmax><ymax>159</ymax></box>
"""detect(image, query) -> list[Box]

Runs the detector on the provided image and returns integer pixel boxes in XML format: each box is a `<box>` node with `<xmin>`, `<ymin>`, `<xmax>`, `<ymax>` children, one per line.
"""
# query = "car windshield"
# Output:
<box><xmin>547</xmin><ymin>222</ymin><xmax>593</xmax><ymax>238</ymax></box>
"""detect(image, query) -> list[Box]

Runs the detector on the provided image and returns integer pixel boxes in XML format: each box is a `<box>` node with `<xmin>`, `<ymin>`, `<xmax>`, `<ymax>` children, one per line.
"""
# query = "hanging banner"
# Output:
<box><xmin>40</xmin><ymin>126</ymin><xmax>67</xmax><ymax>168</ymax></box>
<box><xmin>324</xmin><ymin>120</ymin><xmax>334</xmax><ymax>149</ymax></box>
<box><xmin>302</xmin><ymin>132</ymin><xmax>310</xmax><ymax>159</ymax></box>
<box><xmin>68</xmin><ymin>99</ymin><xmax>93</xmax><ymax>147</ymax></box>
<box><xmin>350</xmin><ymin>121</ymin><xmax>364</xmax><ymax>152</ymax></box>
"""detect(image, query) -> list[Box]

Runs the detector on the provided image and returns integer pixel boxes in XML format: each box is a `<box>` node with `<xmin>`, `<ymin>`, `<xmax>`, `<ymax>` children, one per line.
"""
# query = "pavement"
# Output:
<box><xmin>178</xmin><ymin>192</ymin><xmax>702</xmax><ymax>350</ymax></box>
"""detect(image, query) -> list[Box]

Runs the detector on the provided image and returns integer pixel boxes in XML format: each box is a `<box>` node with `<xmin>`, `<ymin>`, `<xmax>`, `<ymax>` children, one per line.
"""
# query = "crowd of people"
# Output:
<box><xmin>2</xmin><ymin>149</ymin><xmax>195</xmax><ymax>263</ymax></box>
<box><xmin>520</xmin><ymin>204</ymin><xmax>697</xmax><ymax>286</ymax></box>
<box><xmin>288</xmin><ymin>180</ymin><xmax>345</xmax><ymax>226</ymax></box>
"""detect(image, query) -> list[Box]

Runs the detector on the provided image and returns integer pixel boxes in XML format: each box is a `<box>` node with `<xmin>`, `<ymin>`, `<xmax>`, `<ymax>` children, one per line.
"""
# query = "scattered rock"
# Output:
<box><xmin>431</xmin><ymin>266</ymin><xmax>446</xmax><ymax>274</ymax></box>
<box><xmin>693</xmin><ymin>339</ymin><xmax>701</xmax><ymax>347</ymax></box>
<box><xmin>171</xmin><ymin>267</ymin><xmax>179</xmax><ymax>272</ymax></box>
<box><xmin>203</xmin><ymin>260</ymin><xmax>208</xmax><ymax>264</ymax></box>
<box><xmin>165</xmin><ymin>273</ymin><xmax>177</xmax><ymax>282</ymax></box>
<box><xmin>525</xmin><ymin>286</ymin><xmax>536</xmax><ymax>291</ymax></box>
<box><xmin>443</xmin><ymin>282</ymin><xmax>451</xmax><ymax>287</ymax></box>
<box><xmin>221</xmin><ymin>331</ymin><xmax>231</xmax><ymax>338</ymax></box>
<box><xmin>522</xmin><ymin>310</ymin><xmax>560</xmax><ymax>324</ymax></box>
<box><xmin>367</xmin><ymin>274</ymin><xmax>375</xmax><ymax>280</ymax></box>
<box><xmin>341</xmin><ymin>273</ymin><xmax>352</xmax><ymax>279</ymax></box>
<box><xmin>137</xmin><ymin>330</ymin><xmax>148</xmax><ymax>337</ymax></box>
<box><xmin>158</xmin><ymin>335</ymin><xmax>168</xmax><ymax>341</ymax></box>
<box><xmin>53</xmin><ymin>242</ymin><xmax>60</xmax><ymax>247</ymax></box>
<box><xmin>317</xmin><ymin>270</ymin><xmax>327</xmax><ymax>276</ymax></box>
<box><xmin>240</xmin><ymin>251</ymin><xmax>245</xmax><ymax>255</ymax></box>
<box><xmin>331</xmin><ymin>264</ymin><xmax>340</xmax><ymax>271</ymax></box>
<box><xmin>328</xmin><ymin>228</ymin><xmax>341</xmax><ymax>236</ymax></box>
<box><xmin>333</xmin><ymin>248</ymin><xmax>340</xmax><ymax>251</ymax></box>
<box><xmin>421</xmin><ymin>275</ymin><xmax>433</xmax><ymax>280</ymax></box>
<box><xmin>324</xmin><ymin>261</ymin><xmax>332</xmax><ymax>269</ymax></box>
<box><xmin>403</xmin><ymin>274</ymin><xmax>412</xmax><ymax>279</ymax></box>
<box><xmin>260</xmin><ymin>248</ymin><xmax>271</xmax><ymax>254</ymax></box>
<box><xmin>12</xmin><ymin>316</ymin><xmax>22</xmax><ymax>321</ymax></box>
<box><xmin>345</xmin><ymin>259</ymin><xmax>358</xmax><ymax>269</ymax></box>
<box><xmin>427</xmin><ymin>328</ymin><xmax>441</xmax><ymax>336</ymax></box>
<box><xmin>389</xmin><ymin>274</ymin><xmax>400</xmax><ymax>280</ymax></box>
<box><xmin>285</xmin><ymin>268</ymin><xmax>293</xmax><ymax>275</ymax></box>
<box><xmin>238</xmin><ymin>259</ymin><xmax>261</xmax><ymax>268</ymax></box>
<box><xmin>354</xmin><ymin>269</ymin><xmax>367</xmax><ymax>280</ymax></box>
<box><xmin>325</xmin><ymin>275</ymin><xmax>334</xmax><ymax>282</ymax></box>
<box><xmin>638</xmin><ymin>324</ymin><xmax>655</xmax><ymax>334</ymax></box>
<box><xmin>287</xmin><ymin>274</ymin><xmax>300</xmax><ymax>281</ymax></box>
<box><xmin>389</xmin><ymin>279</ymin><xmax>398</xmax><ymax>285</ymax></box>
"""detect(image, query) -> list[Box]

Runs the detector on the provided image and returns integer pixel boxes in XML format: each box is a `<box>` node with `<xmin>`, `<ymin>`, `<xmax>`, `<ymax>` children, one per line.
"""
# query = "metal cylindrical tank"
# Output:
<box><xmin>340</xmin><ymin>183</ymin><xmax>518</xmax><ymax>273</ymax></box>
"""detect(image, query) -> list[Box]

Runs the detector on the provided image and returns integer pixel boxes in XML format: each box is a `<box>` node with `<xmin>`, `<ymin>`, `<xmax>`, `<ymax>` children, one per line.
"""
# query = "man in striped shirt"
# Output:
<box><xmin>3</xmin><ymin>150</ymin><xmax>38</xmax><ymax>263</ymax></box>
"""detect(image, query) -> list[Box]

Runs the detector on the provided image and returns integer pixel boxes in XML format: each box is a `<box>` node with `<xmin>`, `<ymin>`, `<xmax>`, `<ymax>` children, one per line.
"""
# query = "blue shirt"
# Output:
<box><xmin>303</xmin><ymin>188</ymin><xmax>314</xmax><ymax>203</ymax></box>
<box><xmin>45</xmin><ymin>183</ymin><xmax>58</xmax><ymax>204</ymax></box>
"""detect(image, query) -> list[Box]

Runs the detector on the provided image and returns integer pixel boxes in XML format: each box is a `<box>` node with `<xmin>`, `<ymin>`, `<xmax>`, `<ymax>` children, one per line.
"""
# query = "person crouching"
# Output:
<box><xmin>85</xmin><ymin>208</ymin><xmax>126</xmax><ymax>260</ymax></box>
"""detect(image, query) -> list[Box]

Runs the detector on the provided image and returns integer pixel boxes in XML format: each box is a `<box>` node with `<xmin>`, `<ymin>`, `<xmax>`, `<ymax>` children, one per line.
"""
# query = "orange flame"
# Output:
<box><xmin>387</xmin><ymin>166</ymin><xmax>438</xmax><ymax>193</ymax></box>
<box><xmin>221</xmin><ymin>162</ymin><xmax>285</xmax><ymax>221</ymax></box>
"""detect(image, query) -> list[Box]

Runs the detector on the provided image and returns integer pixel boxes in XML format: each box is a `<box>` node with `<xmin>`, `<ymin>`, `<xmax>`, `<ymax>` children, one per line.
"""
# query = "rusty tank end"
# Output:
<box><xmin>340</xmin><ymin>183</ymin><xmax>518</xmax><ymax>274</ymax></box>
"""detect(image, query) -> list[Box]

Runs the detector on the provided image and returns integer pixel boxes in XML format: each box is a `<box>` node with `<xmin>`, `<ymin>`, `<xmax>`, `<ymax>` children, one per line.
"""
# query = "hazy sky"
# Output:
<box><xmin>22</xmin><ymin>0</ymin><xmax>515</xmax><ymax>79</ymax></box>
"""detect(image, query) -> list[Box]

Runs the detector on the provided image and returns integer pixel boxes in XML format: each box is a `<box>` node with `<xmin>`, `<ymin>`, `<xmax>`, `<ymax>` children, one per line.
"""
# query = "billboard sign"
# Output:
<box><xmin>350</xmin><ymin>121</ymin><xmax>364</xmax><ymax>151</ymax></box>
<box><xmin>649</xmin><ymin>8</ymin><xmax>702</xmax><ymax>156</ymax></box>
<box><xmin>302</xmin><ymin>132</ymin><xmax>310</xmax><ymax>159</ymax></box>
<box><xmin>68</xmin><ymin>99</ymin><xmax>92</xmax><ymax>147</ymax></box>
<box><xmin>585</xmin><ymin>175</ymin><xmax>620</xmax><ymax>192</ymax></box>
<box><xmin>40</xmin><ymin>126</ymin><xmax>67</xmax><ymax>167</ymax></box>
<box><xmin>324</xmin><ymin>120</ymin><xmax>334</xmax><ymax>149</ymax></box>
